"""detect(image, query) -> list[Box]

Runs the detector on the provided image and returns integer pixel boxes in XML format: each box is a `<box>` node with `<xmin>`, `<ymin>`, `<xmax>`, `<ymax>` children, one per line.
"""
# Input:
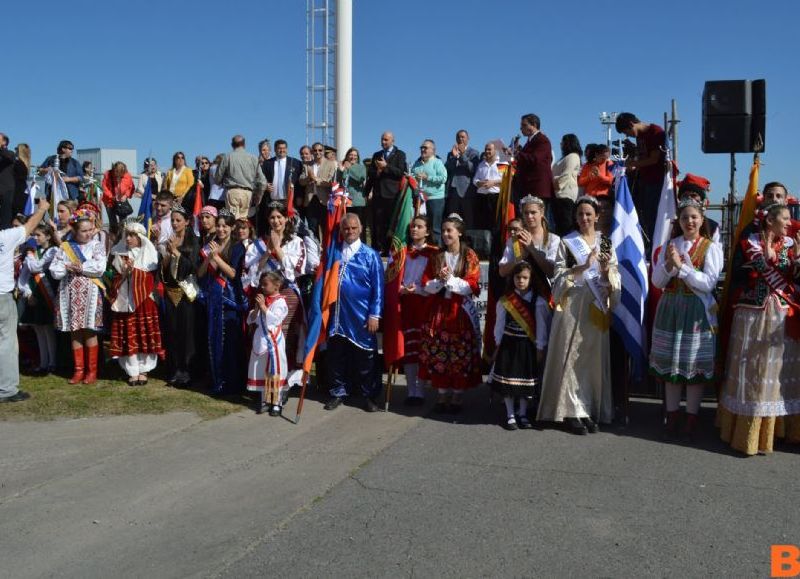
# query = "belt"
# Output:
<box><xmin>226</xmin><ymin>186</ymin><xmax>253</xmax><ymax>192</ymax></box>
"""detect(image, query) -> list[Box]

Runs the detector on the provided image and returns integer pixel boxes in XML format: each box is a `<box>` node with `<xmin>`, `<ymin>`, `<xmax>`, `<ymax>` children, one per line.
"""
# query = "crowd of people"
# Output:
<box><xmin>0</xmin><ymin>111</ymin><xmax>798</xmax><ymax>457</ymax></box>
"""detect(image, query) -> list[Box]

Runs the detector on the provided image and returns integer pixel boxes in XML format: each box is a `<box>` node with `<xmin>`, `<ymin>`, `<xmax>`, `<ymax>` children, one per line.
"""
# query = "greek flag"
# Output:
<box><xmin>610</xmin><ymin>165</ymin><xmax>649</xmax><ymax>380</ymax></box>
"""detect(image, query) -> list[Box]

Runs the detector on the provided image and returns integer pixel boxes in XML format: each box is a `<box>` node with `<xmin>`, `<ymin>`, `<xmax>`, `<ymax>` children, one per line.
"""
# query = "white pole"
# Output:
<box><xmin>335</xmin><ymin>0</ymin><xmax>352</xmax><ymax>155</ymax></box>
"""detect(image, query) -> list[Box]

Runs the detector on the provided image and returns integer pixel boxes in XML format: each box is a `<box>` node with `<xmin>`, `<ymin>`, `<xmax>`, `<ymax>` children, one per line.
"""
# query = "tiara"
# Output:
<box><xmin>519</xmin><ymin>195</ymin><xmax>544</xmax><ymax>207</ymax></box>
<box><xmin>445</xmin><ymin>213</ymin><xmax>464</xmax><ymax>222</ymax></box>
<box><xmin>170</xmin><ymin>202</ymin><xmax>189</xmax><ymax>216</ymax></box>
<box><xmin>677</xmin><ymin>198</ymin><xmax>705</xmax><ymax>213</ymax></box>
<box><xmin>267</xmin><ymin>200</ymin><xmax>286</xmax><ymax>210</ymax></box>
<box><xmin>575</xmin><ymin>195</ymin><xmax>600</xmax><ymax>208</ymax></box>
<box><xmin>218</xmin><ymin>208</ymin><xmax>235</xmax><ymax>219</ymax></box>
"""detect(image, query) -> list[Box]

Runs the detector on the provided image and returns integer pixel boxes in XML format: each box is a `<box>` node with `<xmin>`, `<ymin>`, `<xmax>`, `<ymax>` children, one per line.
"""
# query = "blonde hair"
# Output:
<box><xmin>16</xmin><ymin>143</ymin><xmax>31</xmax><ymax>169</ymax></box>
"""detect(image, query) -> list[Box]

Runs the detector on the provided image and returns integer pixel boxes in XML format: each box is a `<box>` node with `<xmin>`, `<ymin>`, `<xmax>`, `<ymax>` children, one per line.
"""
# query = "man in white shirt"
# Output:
<box><xmin>472</xmin><ymin>142</ymin><xmax>503</xmax><ymax>230</ymax></box>
<box><xmin>258</xmin><ymin>140</ymin><xmax>303</xmax><ymax>235</ymax></box>
<box><xmin>0</xmin><ymin>198</ymin><xmax>50</xmax><ymax>402</ymax></box>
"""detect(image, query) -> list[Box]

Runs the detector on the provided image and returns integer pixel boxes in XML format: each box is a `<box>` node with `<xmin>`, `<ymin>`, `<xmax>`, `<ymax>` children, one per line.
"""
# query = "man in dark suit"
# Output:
<box><xmin>257</xmin><ymin>139</ymin><xmax>303</xmax><ymax>235</ymax></box>
<box><xmin>365</xmin><ymin>131</ymin><xmax>406</xmax><ymax>253</ymax></box>
<box><xmin>513</xmin><ymin>114</ymin><xmax>554</xmax><ymax>207</ymax></box>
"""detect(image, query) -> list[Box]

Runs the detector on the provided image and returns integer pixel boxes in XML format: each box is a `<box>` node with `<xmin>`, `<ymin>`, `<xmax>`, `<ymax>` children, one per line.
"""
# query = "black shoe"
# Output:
<box><xmin>256</xmin><ymin>402</ymin><xmax>268</xmax><ymax>415</ymax></box>
<box><xmin>518</xmin><ymin>416</ymin><xmax>533</xmax><ymax>430</ymax></box>
<box><xmin>566</xmin><ymin>417</ymin><xmax>588</xmax><ymax>435</ymax></box>
<box><xmin>1</xmin><ymin>391</ymin><xmax>31</xmax><ymax>403</ymax></box>
<box><xmin>411</xmin><ymin>396</ymin><xmax>425</xmax><ymax>406</ymax></box>
<box><xmin>581</xmin><ymin>417</ymin><xmax>599</xmax><ymax>434</ymax></box>
<box><xmin>324</xmin><ymin>396</ymin><xmax>344</xmax><ymax>411</ymax></box>
<box><xmin>504</xmin><ymin>417</ymin><xmax>519</xmax><ymax>431</ymax></box>
<box><xmin>269</xmin><ymin>405</ymin><xmax>281</xmax><ymax>417</ymax></box>
<box><xmin>433</xmin><ymin>401</ymin><xmax>447</xmax><ymax>414</ymax></box>
<box><xmin>364</xmin><ymin>398</ymin><xmax>380</xmax><ymax>413</ymax></box>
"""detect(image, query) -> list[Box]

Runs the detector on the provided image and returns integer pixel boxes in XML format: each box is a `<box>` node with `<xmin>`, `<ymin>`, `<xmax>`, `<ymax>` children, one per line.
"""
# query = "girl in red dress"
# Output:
<box><xmin>420</xmin><ymin>213</ymin><xmax>482</xmax><ymax>414</ymax></box>
<box><xmin>399</xmin><ymin>215</ymin><xmax>438</xmax><ymax>406</ymax></box>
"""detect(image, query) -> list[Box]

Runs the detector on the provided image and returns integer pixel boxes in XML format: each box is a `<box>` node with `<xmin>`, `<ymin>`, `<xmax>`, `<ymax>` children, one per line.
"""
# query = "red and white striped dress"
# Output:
<box><xmin>246</xmin><ymin>294</ymin><xmax>289</xmax><ymax>394</ymax></box>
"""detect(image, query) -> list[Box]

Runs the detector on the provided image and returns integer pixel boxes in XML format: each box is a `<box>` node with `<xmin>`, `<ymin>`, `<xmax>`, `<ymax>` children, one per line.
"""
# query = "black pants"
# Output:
<box><xmin>305</xmin><ymin>197</ymin><xmax>326</xmax><ymax>243</ymax></box>
<box><xmin>371</xmin><ymin>195</ymin><xmax>395</xmax><ymax>254</ymax></box>
<box><xmin>445</xmin><ymin>190</ymin><xmax>475</xmax><ymax>230</ymax></box>
<box><xmin>550</xmin><ymin>197</ymin><xmax>575</xmax><ymax>236</ymax></box>
<box><xmin>327</xmin><ymin>335</ymin><xmax>380</xmax><ymax>399</ymax></box>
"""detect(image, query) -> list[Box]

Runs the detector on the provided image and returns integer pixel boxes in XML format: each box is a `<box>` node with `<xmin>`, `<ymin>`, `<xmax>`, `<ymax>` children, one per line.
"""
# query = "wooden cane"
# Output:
<box><xmin>293</xmin><ymin>372</ymin><xmax>310</xmax><ymax>425</ymax></box>
<box><xmin>384</xmin><ymin>365</ymin><xmax>398</xmax><ymax>412</ymax></box>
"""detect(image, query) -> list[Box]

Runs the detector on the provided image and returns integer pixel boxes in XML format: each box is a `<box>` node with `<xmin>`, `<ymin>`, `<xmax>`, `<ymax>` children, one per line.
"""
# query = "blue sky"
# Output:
<box><xmin>2</xmin><ymin>0</ymin><xmax>797</xmax><ymax>203</ymax></box>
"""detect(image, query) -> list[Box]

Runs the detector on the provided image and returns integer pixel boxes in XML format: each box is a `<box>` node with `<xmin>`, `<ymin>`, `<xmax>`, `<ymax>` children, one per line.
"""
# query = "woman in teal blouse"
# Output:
<box><xmin>340</xmin><ymin>147</ymin><xmax>368</xmax><ymax>242</ymax></box>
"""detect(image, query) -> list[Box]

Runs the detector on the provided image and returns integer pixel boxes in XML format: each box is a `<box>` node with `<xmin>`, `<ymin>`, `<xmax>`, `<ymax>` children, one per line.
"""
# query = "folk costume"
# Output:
<box><xmin>159</xmin><ymin>215</ymin><xmax>199</xmax><ymax>387</ymax></box>
<box><xmin>400</xmin><ymin>241</ymin><xmax>438</xmax><ymax>403</ymax></box>
<box><xmin>537</xmin><ymin>231</ymin><xmax>621</xmax><ymax>425</ymax></box>
<box><xmin>246</xmin><ymin>294</ymin><xmax>289</xmax><ymax>415</ymax></box>
<box><xmin>200</xmin><ymin>238</ymin><xmax>247</xmax><ymax>394</ymax></box>
<box><xmin>327</xmin><ymin>238</ymin><xmax>384</xmax><ymax>401</ymax></box>
<box><xmin>419</xmin><ymin>247</ymin><xmax>482</xmax><ymax>391</ymax></box>
<box><xmin>650</xmin><ymin>236</ymin><xmax>722</xmax><ymax>382</ymax></box>
<box><xmin>719</xmin><ymin>231</ymin><xmax>800</xmax><ymax>455</ymax></box>
<box><xmin>50</xmin><ymin>217</ymin><xmax>108</xmax><ymax>383</ymax></box>
<box><xmin>108</xmin><ymin>222</ymin><xmax>163</xmax><ymax>380</ymax></box>
<box><xmin>17</xmin><ymin>246</ymin><xmax>58</xmax><ymax>372</ymax></box>
<box><xmin>244</xmin><ymin>233</ymin><xmax>307</xmax><ymax>369</ymax></box>
<box><xmin>490</xmin><ymin>289</ymin><xmax>538</xmax><ymax>397</ymax></box>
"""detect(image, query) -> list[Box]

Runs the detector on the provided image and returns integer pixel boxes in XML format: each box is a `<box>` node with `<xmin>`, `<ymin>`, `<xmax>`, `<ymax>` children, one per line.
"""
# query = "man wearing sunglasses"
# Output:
<box><xmin>299</xmin><ymin>142</ymin><xmax>337</xmax><ymax>239</ymax></box>
<box><xmin>37</xmin><ymin>139</ymin><xmax>83</xmax><ymax>201</ymax></box>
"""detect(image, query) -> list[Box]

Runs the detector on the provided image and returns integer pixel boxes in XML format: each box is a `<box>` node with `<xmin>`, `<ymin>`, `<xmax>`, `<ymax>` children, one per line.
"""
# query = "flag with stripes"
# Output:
<box><xmin>610</xmin><ymin>165</ymin><xmax>649</xmax><ymax>380</ymax></box>
<box><xmin>23</xmin><ymin>177</ymin><xmax>40</xmax><ymax>216</ymax></box>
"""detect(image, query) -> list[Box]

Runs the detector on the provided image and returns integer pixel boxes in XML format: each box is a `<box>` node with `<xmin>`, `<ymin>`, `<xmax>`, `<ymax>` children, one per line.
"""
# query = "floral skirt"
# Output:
<box><xmin>419</xmin><ymin>314</ymin><xmax>481</xmax><ymax>390</ymax></box>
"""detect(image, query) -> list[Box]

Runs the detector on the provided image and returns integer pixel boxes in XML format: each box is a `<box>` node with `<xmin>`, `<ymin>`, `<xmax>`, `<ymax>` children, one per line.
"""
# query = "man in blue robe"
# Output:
<box><xmin>324</xmin><ymin>213</ymin><xmax>385</xmax><ymax>411</ymax></box>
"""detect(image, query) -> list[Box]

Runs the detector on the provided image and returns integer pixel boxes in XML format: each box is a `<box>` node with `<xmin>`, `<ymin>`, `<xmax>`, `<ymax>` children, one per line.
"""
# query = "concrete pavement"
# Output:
<box><xmin>2</xmin><ymin>391</ymin><xmax>799</xmax><ymax>578</ymax></box>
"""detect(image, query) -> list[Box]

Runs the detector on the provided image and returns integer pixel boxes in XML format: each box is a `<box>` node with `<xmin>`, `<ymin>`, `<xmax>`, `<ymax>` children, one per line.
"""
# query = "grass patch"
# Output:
<box><xmin>0</xmin><ymin>373</ymin><xmax>245</xmax><ymax>421</ymax></box>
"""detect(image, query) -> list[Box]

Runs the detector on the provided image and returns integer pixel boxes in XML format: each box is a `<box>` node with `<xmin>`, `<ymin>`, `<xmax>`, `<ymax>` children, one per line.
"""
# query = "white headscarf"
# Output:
<box><xmin>111</xmin><ymin>221</ymin><xmax>159</xmax><ymax>273</ymax></box>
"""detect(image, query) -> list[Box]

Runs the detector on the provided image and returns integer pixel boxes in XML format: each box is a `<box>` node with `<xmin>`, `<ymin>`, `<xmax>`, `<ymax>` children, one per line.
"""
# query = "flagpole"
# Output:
<box><xmin>384</xmin><ymin>365</ymin><xmax>397</xmax><ymax>412</ymax></box>
<box><xmin>293</xmin><ymin>373</ymin><xmax>310</xmax><ymax>425</ymax></box>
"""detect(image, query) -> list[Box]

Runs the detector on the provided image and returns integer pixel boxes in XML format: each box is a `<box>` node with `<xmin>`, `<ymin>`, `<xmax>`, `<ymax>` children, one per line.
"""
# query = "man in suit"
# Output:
<box><xmin>445</xmin><ymin>129</ymin><xmax>480</xmax><ymax>229</ymax></box>
<box><xmin>366</xmin><ymin>131</ymin><xmax>406</xmax><ymax>254</ymax></box>
<box><xmin>258</xmin><ymin>139</ymin><xmax>303</xmax><ymax>235</ymax></box>
<box><xmin>513</xmin><ymin>114</ymin><xmax>554</xmax><ymax>207</ymax></box>
<box><xmin>299</xmin><ymin>142</ymin><xmax>337</xmax><ymax>239</ymax></box>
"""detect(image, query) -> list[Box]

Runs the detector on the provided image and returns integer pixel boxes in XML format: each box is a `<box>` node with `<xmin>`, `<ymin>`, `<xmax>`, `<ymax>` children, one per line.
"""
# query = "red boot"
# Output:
<box><xmin>682</xmin><ymin>413</ymin><xmax>698</xmax><ymax>443</ymax></box>
<box><xmin>68</xmin><ymin>346</ymin><xmax>85</xmax><ymax>384</ymax></box>
<box><xmin>663</xmin><ymin>410</ymin><xmax>680</xmax><ymax>441</ymax></box>
<box><xmin>82</xmin><ymin>344</ymin><xmax>99</xmax><ymax>384</ymax></box>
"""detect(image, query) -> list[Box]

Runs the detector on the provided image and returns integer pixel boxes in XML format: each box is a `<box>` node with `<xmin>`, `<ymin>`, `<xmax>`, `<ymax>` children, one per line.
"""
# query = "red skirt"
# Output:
<box><xmin>109</xmin><ymin>299</ymin><xmax>164</xmax><ymax>358</ymax></box>
<box><xmin>419</xmin><ymin>297</ymin><xmax>481</xmax><ymax>390</ymax></box>
<box><xmin>400</xmin><ymin>293</ymin><xmax>428</xmax><ymax>364</ymax></box>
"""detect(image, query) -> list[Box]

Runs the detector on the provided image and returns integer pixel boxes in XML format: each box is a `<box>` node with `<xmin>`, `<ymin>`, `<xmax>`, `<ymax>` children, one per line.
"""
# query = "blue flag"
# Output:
<box><xmin>138</xmin><ymin>176</ymin><xmax>153</xmax><ymax>234</ymax></box>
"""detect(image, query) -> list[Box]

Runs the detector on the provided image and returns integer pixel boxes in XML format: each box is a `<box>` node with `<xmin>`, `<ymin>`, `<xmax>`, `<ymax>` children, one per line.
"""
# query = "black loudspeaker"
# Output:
<box><xmin>702</xmin><ymin>79</ymin><xmax>766</xmax><ymax>153</ymax></box>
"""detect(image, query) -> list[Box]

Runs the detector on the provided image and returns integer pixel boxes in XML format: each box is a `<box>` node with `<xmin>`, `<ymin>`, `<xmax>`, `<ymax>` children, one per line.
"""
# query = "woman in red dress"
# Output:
<box><xmin>108</xmin><ymin>221</ymin><xmax>163</xmax><ymax>385</ymax></box>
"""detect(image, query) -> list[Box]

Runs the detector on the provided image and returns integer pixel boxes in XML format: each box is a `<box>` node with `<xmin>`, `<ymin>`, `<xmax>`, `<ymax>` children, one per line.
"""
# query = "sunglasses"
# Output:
<box><xmin>313</xmin><ymin>148</ymin><xmax>324</xmax><ymax>153</ymax></box>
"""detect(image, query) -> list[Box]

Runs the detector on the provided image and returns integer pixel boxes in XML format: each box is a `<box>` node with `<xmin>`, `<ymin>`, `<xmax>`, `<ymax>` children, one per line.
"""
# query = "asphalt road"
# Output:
<box><xmin>2</xmin><ymin>387</ymin><xmax>798</xmax><ymax>578</ymax></box>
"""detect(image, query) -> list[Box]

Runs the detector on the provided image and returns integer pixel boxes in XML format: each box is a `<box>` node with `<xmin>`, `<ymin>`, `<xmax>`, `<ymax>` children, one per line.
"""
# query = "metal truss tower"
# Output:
<box><xmin>306</xmin><ymin>0</ymin><xmax>336</xmax><ymax>146</ymax></box>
